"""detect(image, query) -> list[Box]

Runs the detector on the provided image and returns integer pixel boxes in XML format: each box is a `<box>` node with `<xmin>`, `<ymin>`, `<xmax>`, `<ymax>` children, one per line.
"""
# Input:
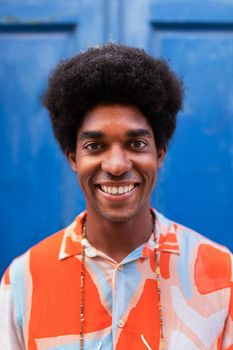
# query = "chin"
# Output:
<box><xmin>95</xmin><ymin>206</ymin><xmax>142</xmax><ymax>223</ymax></box>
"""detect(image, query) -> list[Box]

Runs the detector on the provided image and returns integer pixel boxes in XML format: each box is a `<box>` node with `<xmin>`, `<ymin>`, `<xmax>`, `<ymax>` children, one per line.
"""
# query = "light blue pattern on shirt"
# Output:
<box><xmin>112</xmin><ymin>246</ymin><xmax>142</xmax><ymax>337</ymax></box>
<box><xmin>177</xmin><ymin>229</ymin><xmax>199</xmax><ymax>299</ymax></box>
<box><xmin>10</xmin><ymin>255</ymin><xmax>26</xmax><ymax>329</ymax></box>
<box><xmin>50</xmin><ymin>332</ymin><xmax>112</xmax><ymax>350</ymax></box>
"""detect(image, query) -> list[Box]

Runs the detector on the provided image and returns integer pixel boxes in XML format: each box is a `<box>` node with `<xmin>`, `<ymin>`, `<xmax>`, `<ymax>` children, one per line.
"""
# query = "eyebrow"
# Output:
<box><xmin>125</xmin><ymin>129</ymin><xmax>152</xmax><ymax>138</ymax></box>
<box><xmin>79</xmin><ymin>128</ymin><xmax>152</xmax><ymax>140</ymax></box>
<box><xmin>79</xmin><ymin>131</ymin><xmax>104</xmax><ymax>140</ymax></box>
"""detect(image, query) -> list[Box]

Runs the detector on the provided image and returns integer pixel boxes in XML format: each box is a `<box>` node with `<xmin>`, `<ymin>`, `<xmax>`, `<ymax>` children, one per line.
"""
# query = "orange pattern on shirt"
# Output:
<box><xmin>116</xmin><ymin>279</ymin><xmax>160</xmax><ymax>350</ymax></box>
<box><xmin>28</xmin><ymin>230</ymin><xmax>111</xmax><ymax>350</ymax></box>
<box><xmin>195</xmin><ymin>244</ymin><xmax>232</xmax><ymax>294</ymax></box>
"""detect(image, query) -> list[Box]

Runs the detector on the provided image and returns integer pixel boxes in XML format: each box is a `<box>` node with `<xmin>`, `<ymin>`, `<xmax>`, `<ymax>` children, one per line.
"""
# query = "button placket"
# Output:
<box><xmin>112</xmin><ymin>263</ymin><xmax>127</xmax><ymax>346</ymax></box>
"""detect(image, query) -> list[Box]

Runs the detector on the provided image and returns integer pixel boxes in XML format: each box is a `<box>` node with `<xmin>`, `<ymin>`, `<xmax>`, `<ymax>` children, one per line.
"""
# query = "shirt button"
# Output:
<box><xmin>118</xmin><ymin>319</ymin><xmax>125</xmax><ymax>328</ymax></box>
<box><xmin>118</xmin><ymin>265</ymin><xmax>123</xmax><ymax>271</ymax></box>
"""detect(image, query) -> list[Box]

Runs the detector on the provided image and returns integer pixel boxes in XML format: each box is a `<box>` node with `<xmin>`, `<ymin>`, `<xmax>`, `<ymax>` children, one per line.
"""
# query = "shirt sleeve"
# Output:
<box><xmin>222</xmin><ymin>253</ymin><xmax>233</xmax><ymax>350</ymax></box>
<box><xmin>0</xmin><ymin>268</ymin><xmax>25</xmax><ymax>350</ymax></box>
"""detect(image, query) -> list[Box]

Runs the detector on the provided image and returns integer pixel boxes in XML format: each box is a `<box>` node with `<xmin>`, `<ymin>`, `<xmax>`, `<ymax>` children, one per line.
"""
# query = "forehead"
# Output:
<box><xmin>78</xmin><ymin>104</ymin><xmax>152</xmax><ymax>135</ymax></box>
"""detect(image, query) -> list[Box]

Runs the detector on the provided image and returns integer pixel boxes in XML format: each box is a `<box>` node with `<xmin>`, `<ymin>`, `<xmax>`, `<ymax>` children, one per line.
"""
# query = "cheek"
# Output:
<box><xmin>76</xmin><ymin>157</ymin><xmax>99</xmax><ymax>185</ymax></box>
<box><xmin>135</xmin><ymin>155</ymin><xmax>158</xmax><ymax>175</ymax></box>
<box><xmin>139</xmin><ymin>156</ymin><xmax>159</xmax><ymax>185</ymax></box>
<box><xmin>76</xmin><ymin>155</ymin><xmax>92</xmax><ymax>174</ymax></box>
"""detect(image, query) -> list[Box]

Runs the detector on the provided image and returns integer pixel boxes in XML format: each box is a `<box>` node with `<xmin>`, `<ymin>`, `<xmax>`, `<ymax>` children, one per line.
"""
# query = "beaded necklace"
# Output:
<box><xmin>79</xmin><ymin>218</ymin><xmax>165</xmax><ymax>350</ymax></box>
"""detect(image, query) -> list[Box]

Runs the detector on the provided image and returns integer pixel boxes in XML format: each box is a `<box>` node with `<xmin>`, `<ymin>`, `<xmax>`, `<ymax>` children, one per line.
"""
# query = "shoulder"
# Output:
<box><xmin>176</xmin><ymin>218</ymin><xmax>232</xmax><ymax>261</ymax></box>
<box><xmin>156</xmin><ymin>209</ymin><xmax>232</xmax><ymax>255</ymax></box>
<box><xmin>30</xmin><ymin>228</ymin><xmax>66</xmax><ymax>262</ymax></box>
<box><xmin>155</xmin><ymin>209</ymin><xmax>233</xmax><ymax>292</ymax></box>
<box><xmin>2</xmin><ymin>227</ymin><xmax>66</xmax><ymax>288</ymax></box>
<box><xmin>3</xmin><ymin>211</ymin><xmax>86</xmax><ymax>286</ymax></box>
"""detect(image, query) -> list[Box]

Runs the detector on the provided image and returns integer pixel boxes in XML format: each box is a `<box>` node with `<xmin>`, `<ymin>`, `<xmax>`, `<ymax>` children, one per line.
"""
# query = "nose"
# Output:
<box><xmin>101</xmin><ymin>145</ymin><xmax>132</xmax><ymax>176</ymax></box>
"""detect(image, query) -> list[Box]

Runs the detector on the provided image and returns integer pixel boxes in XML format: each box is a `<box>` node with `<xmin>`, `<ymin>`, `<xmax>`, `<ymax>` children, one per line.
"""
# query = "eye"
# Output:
<box><xmin>129</xmin><ymin>140</ymin><xmax>147</xmax><ymax>149</ymax></box>
<box><xmin>84</xmin><ymin>142</ymin><xmax>104</xmax><ymax>152</ymax></box>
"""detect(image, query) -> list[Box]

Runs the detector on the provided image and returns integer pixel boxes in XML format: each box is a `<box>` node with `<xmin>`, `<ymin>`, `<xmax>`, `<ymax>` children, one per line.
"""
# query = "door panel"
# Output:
<box><xmin>151</xmin><ymin>28</ymin><xmax>233</xmax><ymax>243</ymax></box>
<box><xmin>0</xmin><ymin>29</ymin><xmax>74</xmax><ymax>268</ymax></box>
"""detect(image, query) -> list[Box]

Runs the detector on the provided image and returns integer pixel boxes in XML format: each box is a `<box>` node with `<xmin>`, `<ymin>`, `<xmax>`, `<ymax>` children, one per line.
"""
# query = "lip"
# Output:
<box><xmin>96</xmin><ymin>184</ymin><xmax>138</xmax><ymax>201</ymax></box>
<box><xmin>94</xmin><ymin>181</ymin><xmax>139</xmax><ymax>186</ymax></box>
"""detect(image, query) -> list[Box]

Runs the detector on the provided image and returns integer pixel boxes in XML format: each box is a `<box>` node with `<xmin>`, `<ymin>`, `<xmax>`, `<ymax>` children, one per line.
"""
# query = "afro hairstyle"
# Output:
<box><xmin>43</xmin><ymin>43</ymin><xmax>183</xmax><ymax>153</ymax></box>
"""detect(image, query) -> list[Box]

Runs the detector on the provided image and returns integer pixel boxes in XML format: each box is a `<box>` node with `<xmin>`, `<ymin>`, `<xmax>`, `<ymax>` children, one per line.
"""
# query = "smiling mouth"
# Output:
<box><xmin>98</xmin><ymin>184</ymin><xmax>137</xmax><ymax>195</ymax></box>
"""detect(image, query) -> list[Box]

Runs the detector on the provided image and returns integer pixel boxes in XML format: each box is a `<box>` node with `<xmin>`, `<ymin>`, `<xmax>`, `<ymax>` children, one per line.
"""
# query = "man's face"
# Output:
<box><xmin>67</xmin><ymin>104</ymin><xmax>166</xmax><ymax>222</ymax></box>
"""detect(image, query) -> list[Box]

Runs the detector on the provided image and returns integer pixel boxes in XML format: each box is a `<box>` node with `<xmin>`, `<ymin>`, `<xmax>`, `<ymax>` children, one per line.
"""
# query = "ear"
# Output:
<box><xmin>66</xmin><ymin>151</ymin><xmax>77</xmax><ymax>172</ymax></box>
<box><xmin>157</xmin><ymin>147</ymin><xmax>166</xmax><ymax>169</ymax></box>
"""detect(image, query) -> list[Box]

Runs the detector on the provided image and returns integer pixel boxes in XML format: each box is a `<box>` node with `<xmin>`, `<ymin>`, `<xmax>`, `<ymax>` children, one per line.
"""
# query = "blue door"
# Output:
<box><xmin>1</xmin><ymin>0</ymin><xmax>233</xmax><ymax>276</ymax></box>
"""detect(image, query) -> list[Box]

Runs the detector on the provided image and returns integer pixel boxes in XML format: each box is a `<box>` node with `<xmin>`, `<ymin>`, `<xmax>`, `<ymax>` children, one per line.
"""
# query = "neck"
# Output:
<box><xmin>85</xmin><ymin>206</ymin><xmax>154</xmax><ymax>262</ymax></box>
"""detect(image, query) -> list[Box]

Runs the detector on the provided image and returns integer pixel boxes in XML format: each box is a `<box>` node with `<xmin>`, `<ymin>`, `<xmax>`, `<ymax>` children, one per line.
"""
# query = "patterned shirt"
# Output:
<box><xmin>0</xmin><ymin>210</ymin><xmax>233</xmax><ymax>350</ymax></box>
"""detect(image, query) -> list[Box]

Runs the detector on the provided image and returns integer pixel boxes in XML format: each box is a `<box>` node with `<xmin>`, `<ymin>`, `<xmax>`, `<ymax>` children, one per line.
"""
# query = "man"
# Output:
<box><xmin>0</xmin><ymin>44</ymin><xmax>232</xmax><ymax>350</ymax></box>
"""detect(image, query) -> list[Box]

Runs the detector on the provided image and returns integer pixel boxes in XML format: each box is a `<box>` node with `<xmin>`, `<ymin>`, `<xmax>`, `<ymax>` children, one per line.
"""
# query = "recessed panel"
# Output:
<box><xmin>151</xmin><ymin>27</ymin><xmax>233</xmax><ymax>247</ymax></box>
<box><xmin>0</xmin><ymin>29</ymin><xmax>82</xmax><ymax>274</ymax></box>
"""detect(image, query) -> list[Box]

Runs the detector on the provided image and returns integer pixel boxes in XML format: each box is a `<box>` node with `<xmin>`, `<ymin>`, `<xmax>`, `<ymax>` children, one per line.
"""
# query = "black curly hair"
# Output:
<box><xmin>43</xmin><ymin>43</ymin><xmax>183</xmax><ymax>153</ymax></box>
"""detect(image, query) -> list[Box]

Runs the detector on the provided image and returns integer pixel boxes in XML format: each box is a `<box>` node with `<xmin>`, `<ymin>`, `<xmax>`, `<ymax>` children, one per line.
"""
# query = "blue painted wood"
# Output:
<box><xmin>0</xmin><ymin>30</ymin><xmax>77</xmax><ymax>275</ymax></box>
<box><xmin>0</xmin><ymin>1</ymin><xmax>80</xmax><ymax>24</ymax></box>
<box><xmin>102</xmin><ymin>0</ymin><xmax>126</xmax><ymax>43</ymax></box>
<box><xmin>150</xmin><ymin>1</ymin><xmax>233</xmax><ymax>23</ymax></box>
<box><xmin>150</xmin><ymin>28</ymin><xmax>233</xmax><ymax>251</ymax></box>
<box><xmin>121</xmin><ymin>0</ymin><xmax>151</xmax><ymax>47</ymax></box>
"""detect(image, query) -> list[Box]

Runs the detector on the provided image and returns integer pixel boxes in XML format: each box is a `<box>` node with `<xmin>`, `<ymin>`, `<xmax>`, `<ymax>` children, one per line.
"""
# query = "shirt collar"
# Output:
<box><xmin>142</xmin><ymin>209</ymin><xmax>180</xmax><ymax>258</ymax></box>
<box><xmin>58</xmin><ymin>209</ymin><xmax>180</xmax><ymax>261</ymax></box>
<box><xmin>58</xmin><ymin>211</ymin><xmax>85</xmax><ymax>260</ymax></box>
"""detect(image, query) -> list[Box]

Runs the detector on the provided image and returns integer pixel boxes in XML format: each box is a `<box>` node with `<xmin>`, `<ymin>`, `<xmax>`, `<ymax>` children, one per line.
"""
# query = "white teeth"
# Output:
<box><xmin>100</xmin><ymin>184</ymin><xmax>135</xmax><ymax>195</ymax></box>
<box><xmin>118</xmin><ymin>187</ymin><xmax>124</xmax><ymax>194</ymax></box>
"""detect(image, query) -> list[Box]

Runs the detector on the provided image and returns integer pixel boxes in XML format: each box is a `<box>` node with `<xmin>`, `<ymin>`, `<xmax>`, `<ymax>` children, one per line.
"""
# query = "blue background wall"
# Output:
<box><xmin>0</xmin><ymin>0</ymin><xmax>233</xmax><ymax>276</ymax></box>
